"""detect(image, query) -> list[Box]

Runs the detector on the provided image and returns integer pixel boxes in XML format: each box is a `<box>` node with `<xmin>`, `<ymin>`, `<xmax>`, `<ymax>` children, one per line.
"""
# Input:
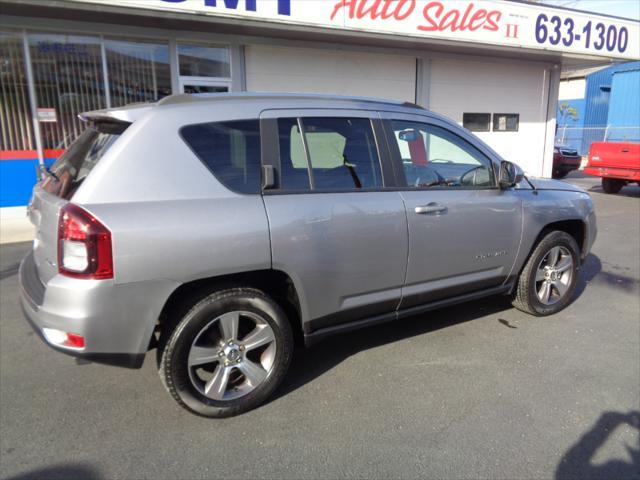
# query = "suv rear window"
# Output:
<box><xmin>42</xmin><ymin>124</ymin><xmax>124</xmax><ymax>200</ymax></box>
<box><xmin>181</xmin><ymin>120</ymin><xmax>261</xmax><ymax>194</ymax></box>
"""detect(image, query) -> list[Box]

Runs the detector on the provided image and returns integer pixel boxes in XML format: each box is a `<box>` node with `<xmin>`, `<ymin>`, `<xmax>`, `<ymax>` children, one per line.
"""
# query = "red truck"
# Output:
<box><xmin>585</xmin><ymin>141</ymin><xmax>640</xmax><ymax>194</ymax></box>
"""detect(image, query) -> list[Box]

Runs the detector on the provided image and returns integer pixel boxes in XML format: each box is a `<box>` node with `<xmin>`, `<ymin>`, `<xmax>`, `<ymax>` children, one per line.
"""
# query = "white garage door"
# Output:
<box><xmin>245</xmin><ymin>45</ymin><xmax>416</xmax><ymax>103</ymax></box>
<box><xmin>430</xmin><ymin>58</ymin><xmax>550</xmax><ymax>177</ymax></box>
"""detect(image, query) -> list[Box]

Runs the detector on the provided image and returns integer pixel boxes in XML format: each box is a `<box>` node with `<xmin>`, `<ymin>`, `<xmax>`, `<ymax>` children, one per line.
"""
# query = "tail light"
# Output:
<box><xmin>58</xmin><ymin>203</ymin><xmax>113</xmax><ymax>279</ymax></box>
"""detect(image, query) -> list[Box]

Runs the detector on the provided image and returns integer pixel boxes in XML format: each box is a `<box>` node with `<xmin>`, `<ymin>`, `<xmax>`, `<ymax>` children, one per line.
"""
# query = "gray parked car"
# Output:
<box><xmin>19</xmin><ymin>93</ymin><xmax>597</xmax><ymax>417</ymax></box>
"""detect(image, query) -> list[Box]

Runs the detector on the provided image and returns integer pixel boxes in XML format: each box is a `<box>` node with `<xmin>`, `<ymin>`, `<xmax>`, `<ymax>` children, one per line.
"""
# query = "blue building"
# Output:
<box><xmin>557</xmin><ymin>61</ymin><xmax>640</xmax><ymax>155</ymax></box>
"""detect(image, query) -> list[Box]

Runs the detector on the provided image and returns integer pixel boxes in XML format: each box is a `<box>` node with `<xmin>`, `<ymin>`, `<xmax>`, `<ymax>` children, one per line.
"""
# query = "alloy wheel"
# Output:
<box><xmin>535</xmin><ymin>246</ymin><xmax>574</xmax><ymax>305</ymax></box>
<box><xmin>187</xmin><ymin>311</ymin><xmax>276</xmax><ymax>401</ymax></box>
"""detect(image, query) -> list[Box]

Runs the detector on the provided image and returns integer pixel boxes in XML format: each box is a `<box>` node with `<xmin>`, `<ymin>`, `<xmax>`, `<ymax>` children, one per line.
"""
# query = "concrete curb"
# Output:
<box><xmin>1</xmin><ymin>219</ymin><xmax>35</xmax><ymax>244</ymax></box>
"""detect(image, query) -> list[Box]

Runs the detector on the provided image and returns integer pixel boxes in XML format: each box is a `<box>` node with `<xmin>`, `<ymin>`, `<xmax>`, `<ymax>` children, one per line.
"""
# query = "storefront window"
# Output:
<box><xmin>0</xmin><ymin>30</ymin><xmax>35</xmax><ymax>150</ymax></box>
<box><xmin>178</xmin><ymin>44</ymin><xmax>230</xmax><ymax>78</ymax></box>
<box><xmin>28</xmin><ymin>33</ymin><xmax>105</xmax><ymax>149</ymax></box>
<box><xmin>105</xmin><ymin>38</ymin><xmax>171</xmax><ymax>107</ymax></box>
<box><xmin>181</xmin><ymin>84</ymin><xmax>229</xmax><ymax>95</ymax></box>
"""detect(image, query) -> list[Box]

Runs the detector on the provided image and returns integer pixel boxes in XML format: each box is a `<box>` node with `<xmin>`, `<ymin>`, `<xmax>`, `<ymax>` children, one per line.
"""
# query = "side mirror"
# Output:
<box><xmin>499</xmin><ymin>161</ymin><xmax>524</xmax><ymax>189</ymax></box>
<box><xmin>398</xmin><ymin>129</ymin><xmax>420</xmax><ymax>142</ymax></box>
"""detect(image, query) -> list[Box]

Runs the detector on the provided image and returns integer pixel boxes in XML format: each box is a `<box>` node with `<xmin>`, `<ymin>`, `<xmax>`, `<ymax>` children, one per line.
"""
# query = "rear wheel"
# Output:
<box><xmin>159</xmin><ymin>288</ymin><xmax>293</xmax><ymax>417</ymax></box>
<box><xmin>513</xmin><ymin>231</ymin><xmax>580</xmax><ymax>316</ymax></box>
<box><xmin>552</xmin><ymin>170</ymin><xmax>569</xmax><ymax>179</ymax></box>
<box><xmin>602</xmin><ymin>178</ymin><xmax>624</xmax><ymax>194</ymax></box>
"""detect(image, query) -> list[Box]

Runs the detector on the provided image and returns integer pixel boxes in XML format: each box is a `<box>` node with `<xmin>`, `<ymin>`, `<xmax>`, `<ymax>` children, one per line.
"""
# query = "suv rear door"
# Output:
<box><xmin>29</xmin><ymin>123</ymin><xmax>126</xmax><ymax>284</ymax></box>
<box><xmin>381</xmin><ymin>112</ymin><xmax>523</xmax><ymax>310</ymax></box>
<box><xmin>260</xmin><ymin>109</ymin><xmax>407</xmax><ymax>333</ymax></box>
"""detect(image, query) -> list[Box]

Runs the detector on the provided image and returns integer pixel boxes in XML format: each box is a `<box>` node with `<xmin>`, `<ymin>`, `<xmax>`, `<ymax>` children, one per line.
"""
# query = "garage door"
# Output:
<box><xmin>430</xmin><ymin>58</ymin><xmax>549</xmax><ymax>176</ymax></box>
<box><xmin>245</xmin><ymin>45</ymin><xmax>416</xmax><ymax>103</ymax></box>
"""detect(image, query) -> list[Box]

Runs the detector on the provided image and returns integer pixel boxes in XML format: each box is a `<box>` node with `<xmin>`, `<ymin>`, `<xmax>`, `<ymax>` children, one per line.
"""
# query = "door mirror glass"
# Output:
<box><xmin>499</xmin><ymin>161</ymin><xmax>524</xmax><ymax>188</ymax></box>
<box><xmin>398</xmin><ymin>129</ymin><xmax>419</xmax><ymax>142</ymax></box>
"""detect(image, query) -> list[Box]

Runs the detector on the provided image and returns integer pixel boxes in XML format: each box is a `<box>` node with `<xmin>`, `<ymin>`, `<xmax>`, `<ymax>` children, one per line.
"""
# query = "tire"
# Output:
<box><xmin>159</xmin><ymin>288</ymin><xmax>293</xmax><ymax>418</ymax></box>
<box><xmin>512</xmin><ymin>231</ymin><xmax>580</xmax><ymax>316</ymax></box>
<box><xmin>602</xmin><ymin>178</ymin><xmax>624</xmax><ymax>194</ymax></box>
<box><xmin>553</xmin><ymin>170</ymin><xmax>568</xmax><ymax>179</ymax></box>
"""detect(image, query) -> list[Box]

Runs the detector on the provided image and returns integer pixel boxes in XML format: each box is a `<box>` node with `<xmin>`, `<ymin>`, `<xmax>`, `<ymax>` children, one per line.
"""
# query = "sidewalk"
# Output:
<box><xmin>1</xmin><ymin>208</ymin><xmax>35</xmax><ymax>245</ymax></box>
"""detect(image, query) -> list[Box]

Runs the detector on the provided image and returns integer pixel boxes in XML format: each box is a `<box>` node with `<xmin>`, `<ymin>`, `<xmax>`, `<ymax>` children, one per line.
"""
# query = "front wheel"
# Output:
<box><xmin>513</xmin><ymin>231</ymin><xmax>580</xmax><ymax>316</ymax></box>
<box><xmin>159</xmin><ymin>288</ymin><xmax>293</xmax><ymax>417</ymax></box>
<box><xmin>602</xmin><ymin>178</ymin><xmax>624</xmax><ymax>194</ymax></box>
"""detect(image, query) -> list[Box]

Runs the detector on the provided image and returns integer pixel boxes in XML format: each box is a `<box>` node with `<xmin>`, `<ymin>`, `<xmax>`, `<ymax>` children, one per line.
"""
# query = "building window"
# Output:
<box><xmin>28</xmin><ymin>33</ymin><xmax>106</xmax><ymax>149</ymax></box>
<box><xmin>104</xmin><ymin>38</ymin><xmax>171</xmax><ymax>107</ymax></box>
<box><xmin>178</xmin><ymin>43</ymin><xmax>231</xmax><ymax>94</ymax></box>
<box><xmin>493</xmin><ymin>113</ymin><xmax>519</xmax><ymax>132</ymax></box>
<box><xmin>178</xmin><ymin>44</ymin><xmax>230</xmax><ymax>78</ymax></box>
<box><xmin>462</xmin><ymin>113</ymin><xmax>491</xmax><ymax>132</ymax></box>
<box><xmin>0</xmin><ymin>30</ymin><xmax>35</xmax><ymax>150</ymax></box>
<box><xmin>182</xmin><ymin>85</ymin><xmax>229</xmax><ymax>95</ymax></box>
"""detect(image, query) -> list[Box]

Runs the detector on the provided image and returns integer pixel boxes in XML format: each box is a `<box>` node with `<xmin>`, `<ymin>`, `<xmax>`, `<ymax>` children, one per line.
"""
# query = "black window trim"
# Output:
<box><xmin>381</xmin><ymin>118</ymin><xmax>500</xmax><ymax>191</ymax></box>
<box><xmin>492</xmin><ymin>113</ymin><xmax>520</xmax><ymax>132</ymax></box>
<box><xmin>462</xmin><ymin>112</ymin><xmax>491</xmax><ymax>132</ymax></box>
<box><xmin>262</xmin><ymin>115</ymin><xmax>394</xmax><ymax>195</ymax></box>
<box><xmin>297</xmin><ymin>118</ymin><xmax>316</xmax><ymax>190</ymax></box>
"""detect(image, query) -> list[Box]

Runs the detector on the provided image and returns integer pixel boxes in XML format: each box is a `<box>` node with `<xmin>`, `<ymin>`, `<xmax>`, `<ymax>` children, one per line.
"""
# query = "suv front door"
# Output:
<box><xmin>382</xmin><ymin>113</ymin><xmax>523</xmax><ymax>311</ymax></box>
<box><xmin>261</xmin><ymin>110</ymin><xmax>407</xmax><ymax>334</ymax></box>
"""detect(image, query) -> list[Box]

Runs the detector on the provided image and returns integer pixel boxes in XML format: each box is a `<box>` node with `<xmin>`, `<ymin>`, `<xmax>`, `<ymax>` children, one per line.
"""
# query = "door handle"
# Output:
<box><xmin>415</xmin><ymin>203</ymin><xmax>447</xmax><ymax>214</ymax></box>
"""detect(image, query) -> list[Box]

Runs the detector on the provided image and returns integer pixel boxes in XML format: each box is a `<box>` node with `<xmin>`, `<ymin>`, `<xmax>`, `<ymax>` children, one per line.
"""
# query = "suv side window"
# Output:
<box><xmin>389</xmin><ymin>120</ymin><xmax>495</xmax><ymax>189</ymax></box>
<box><xmin>181</xmin><ymin>119</ymin><xmax>261</xmax><ymax>194</ymax></box>
<box><xmin>277</xmin><ymin>117</ymin><xmax>382</xmax><ymax>191</ymax></box>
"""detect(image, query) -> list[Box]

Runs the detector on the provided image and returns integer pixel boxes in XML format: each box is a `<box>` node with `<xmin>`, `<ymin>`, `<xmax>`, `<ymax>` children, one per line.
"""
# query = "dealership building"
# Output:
<box><xmin>1</xmin><ymin>0</ymin><xmax>638</xmax><ymax>213</ymax></box>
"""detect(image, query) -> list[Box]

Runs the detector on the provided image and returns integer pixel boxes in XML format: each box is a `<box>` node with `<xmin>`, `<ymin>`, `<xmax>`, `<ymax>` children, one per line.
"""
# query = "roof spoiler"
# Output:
<box><xmin>78</xmin><ymin>102</ymin><xmax>155</xmax><ymax>127</ymax></box>
<box><xmin>77</xmin><ymin>114</ymin><xmax>131</xmax><ymax>135</ymax></box>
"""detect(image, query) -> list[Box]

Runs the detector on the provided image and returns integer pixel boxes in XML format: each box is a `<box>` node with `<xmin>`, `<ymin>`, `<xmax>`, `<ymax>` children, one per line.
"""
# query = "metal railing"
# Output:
<box><xmin>555</xmin><ymin>126</ymin><xmax>640</xmax><ymax>156</ymax></box>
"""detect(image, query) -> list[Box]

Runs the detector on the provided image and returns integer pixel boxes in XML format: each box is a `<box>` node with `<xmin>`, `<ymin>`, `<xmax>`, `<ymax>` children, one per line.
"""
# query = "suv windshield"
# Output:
<box><xmin>42</xmin><ymin>123</ymin><xmax>126</xmax><ymax>199</ymax></box>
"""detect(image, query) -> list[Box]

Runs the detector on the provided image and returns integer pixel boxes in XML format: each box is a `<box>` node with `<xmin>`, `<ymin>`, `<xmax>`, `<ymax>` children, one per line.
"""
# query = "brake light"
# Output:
<box><xmin>58</xmin><ymin>203</ymin><xmax>113</xmax><ymax>279</ymax></box>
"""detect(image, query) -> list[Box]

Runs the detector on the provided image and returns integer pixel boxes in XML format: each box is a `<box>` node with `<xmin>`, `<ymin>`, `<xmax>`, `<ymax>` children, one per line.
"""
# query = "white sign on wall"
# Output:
<box><xmin>36</xmin><ymin>108</ymin><xmax>57</xmax><ymax>122</ymax></box>
<box><xmin>69</xmin><ymin>0</ymin><xmax>640</xmax><ymax>60</ymax></box>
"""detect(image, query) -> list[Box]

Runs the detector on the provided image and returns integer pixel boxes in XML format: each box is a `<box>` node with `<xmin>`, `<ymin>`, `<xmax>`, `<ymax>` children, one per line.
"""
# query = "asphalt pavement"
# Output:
<box><xmin>1</xmin><ymin>172</ymin><xmax>638</xmax><ymax>480</ymax></box>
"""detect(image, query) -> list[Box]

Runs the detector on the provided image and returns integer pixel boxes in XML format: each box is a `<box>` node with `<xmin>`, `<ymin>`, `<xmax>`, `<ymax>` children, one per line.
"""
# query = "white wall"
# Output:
<box><xmin>245</xmin><ymin>44</ymin><xmax>552</xmax><ymax>177</ymax></box>
<box><xmin>429</xmin><ymin>57</ymin><xmax>550</xmax><ymax>176</ymax></box>
<box><xmin>559</xmin><ymin>78</ymin><xmax>586</xmax><ymax>100</ymax></box>
<box><xmin>245</xmin><ymin>44</ymin><xmax>416</xmax><ymax>102</ymax></box>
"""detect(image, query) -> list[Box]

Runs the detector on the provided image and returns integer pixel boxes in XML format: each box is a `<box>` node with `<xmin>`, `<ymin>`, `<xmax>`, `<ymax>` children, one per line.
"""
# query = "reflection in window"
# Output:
<box><xmin>105</xmin><ymin>38</ymin><xmax>171</xmax><ymax>107</ymax></box>
<box><xmin>0</xmin><ymin>30</ymin><xmax>35</xmax><ymax>150</ymax></box>
<box><xmin>28</xmin><ymin>34</ymin><xmax>105</xmax><ymax>149</ymax></box>
<box><xmin>178</xmin><ymin>44</ymin><xmax>230</xmax><ymax>78</ymax></box>
<box><xmin>493</xmin><ymin>113</ymin><xmax>519</xmax><ymax>132</ymax></box>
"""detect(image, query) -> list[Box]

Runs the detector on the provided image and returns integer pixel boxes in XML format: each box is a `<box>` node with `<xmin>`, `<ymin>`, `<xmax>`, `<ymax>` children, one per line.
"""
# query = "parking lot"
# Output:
<box><xmin>1</xmin><ymin>172</ymin><xmax>638</xmax><ymax>480</ymax></box>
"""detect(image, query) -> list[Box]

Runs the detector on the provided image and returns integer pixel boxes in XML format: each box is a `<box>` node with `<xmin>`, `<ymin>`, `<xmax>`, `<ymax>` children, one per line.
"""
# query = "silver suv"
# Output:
<box><xmin>19</xmin><ymin>93</ymin><xmax>597</xmax><ymax>417</ymax></box>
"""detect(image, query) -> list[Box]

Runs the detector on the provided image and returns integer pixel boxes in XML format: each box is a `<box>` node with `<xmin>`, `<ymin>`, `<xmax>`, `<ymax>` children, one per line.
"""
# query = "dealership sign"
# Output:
<box><xmin>69</xmin><ymin>0</ymin><xmax>639</xmax><ymax>59</ymax></box>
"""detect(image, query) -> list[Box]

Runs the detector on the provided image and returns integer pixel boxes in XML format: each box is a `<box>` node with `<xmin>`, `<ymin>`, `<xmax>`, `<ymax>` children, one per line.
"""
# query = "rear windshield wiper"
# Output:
<box><xmin>38</xmin><ymin>164</ymin><xmax>59</xmax><ymax>182</ymax></box>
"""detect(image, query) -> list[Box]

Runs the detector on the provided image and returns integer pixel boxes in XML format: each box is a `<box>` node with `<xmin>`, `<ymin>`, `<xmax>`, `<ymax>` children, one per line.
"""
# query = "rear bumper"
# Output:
<box><xmin>18</xmin><ymin>251</ymin><xmax>175</xmax><ymax>369</ymax></box>
<box><xmin>584</xmin><ymin>166</ymin><xmax>640</xmax><ymax>181</ymax></box>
